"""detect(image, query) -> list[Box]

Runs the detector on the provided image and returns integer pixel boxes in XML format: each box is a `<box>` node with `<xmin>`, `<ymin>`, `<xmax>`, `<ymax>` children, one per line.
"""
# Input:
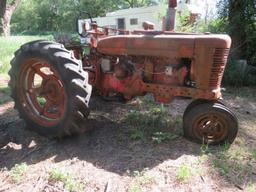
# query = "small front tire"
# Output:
<box><xmin>183</xmin><ymin>102</ymin><xmax>238</xmax><ymax>145</ymax></box>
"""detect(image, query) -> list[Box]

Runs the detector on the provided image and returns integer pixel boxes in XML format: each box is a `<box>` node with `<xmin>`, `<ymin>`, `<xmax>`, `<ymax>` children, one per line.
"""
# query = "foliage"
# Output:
<box><xmin>9</xmin><ymin>163</ymin><xmax>28</xmax><ymax>183</ymax></box>
<box><xmin>217</xmin><ymin>0</ymin><xmax>256</xmax><ymax>66</ymax></box>
<box><xmin>128</xmin><ymin>168</ymin><xmax>155</xmax><ymax>192</ymax></box>
<box><xmin>127</xmin><ymin>108</ymin><xmax>166</xmax><ymax>139</ymax></box>
<box><xmin>210</xmin><ymin>143</ymin><xmax>254</xmax><ymax>187</ymax></box>
<box><xmin>49</xmin><ymin>168</ymin><xmax>85</xmax><ymax>192</ymax></box>
<box><xmin>176</xmin><ymin>164</ymin><xmax>192</xmax><ymax>182</ymax></box>
<box><xmin>11</xmin><ymin>0</ymin><xmax>162</xmax><ymax>34</ymax></box>
<box><xmin>175</xmin><ymin>10</ymin><xmax>195</xmax><ymax>32</ymax></box>
<box><xmin>222</xmin><ymin>59</ymin><xmax>256</xmax><ymax>87</ymax></box>
<box><xmin>152</xmin><ymin>131</ymin><xmax>178</xmax><ymax>144</ymax></box>
<box><xmin>0</xmin><ymin>0</ymin><xmax>21</xmax><ymax>36</ymax></box>
<box><xmin>252</xmin><ymin>149</ymin><xmax>256</xmax><ymax>160</ymax></box>
<box><xmin>121</xmin><ymin>0</ymin><xmax>158</xmax><ymax>8</ymax></box>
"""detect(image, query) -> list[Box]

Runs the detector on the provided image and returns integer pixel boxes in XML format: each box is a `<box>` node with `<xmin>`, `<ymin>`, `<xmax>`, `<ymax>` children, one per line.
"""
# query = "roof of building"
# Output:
<box><xmin>106</xmin><ymin>5</ymin><xmax>163</xmax><ymax>17</ymax></box>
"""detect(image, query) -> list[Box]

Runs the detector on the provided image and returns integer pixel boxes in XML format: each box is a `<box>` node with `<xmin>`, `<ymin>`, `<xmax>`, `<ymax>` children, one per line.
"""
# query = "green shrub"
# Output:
<box><xmin>223</xmin><ymin>59</ymin><xmax>256</xmax><ymax>87</ymax></box>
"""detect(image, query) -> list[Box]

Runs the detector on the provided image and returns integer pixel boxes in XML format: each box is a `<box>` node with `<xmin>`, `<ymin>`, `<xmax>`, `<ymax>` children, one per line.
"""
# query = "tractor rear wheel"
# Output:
<box><xmin>9</xmin><ymin>40</ymin><xmax>92</xmax><ymax>138</ymax></box>
<box><xmin>183</xmin><ymin>102</ymin><xmax>238</xmax><ymax>145</ymax></box>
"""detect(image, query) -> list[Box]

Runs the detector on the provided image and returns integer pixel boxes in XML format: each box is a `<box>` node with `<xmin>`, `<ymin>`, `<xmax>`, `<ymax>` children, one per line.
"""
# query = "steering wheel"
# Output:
<box><xmin>76</xmin><ymin>11</ymin><xmax>93</xmax><ymax>37</ymax></box>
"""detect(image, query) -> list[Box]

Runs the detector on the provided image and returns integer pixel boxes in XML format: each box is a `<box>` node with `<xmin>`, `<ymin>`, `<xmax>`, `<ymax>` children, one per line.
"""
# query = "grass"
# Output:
<box><xmin>125</xmin><ymin>103</ymin><xmax>180</xmax><ymax>143</ymax></box>
<box><xmin>176</xmin><ymin>164</ymin><xmax>192</xmax><ymax>182</ymax></box>
<box><xmin>251</xmin><ymin>149</ymin><xmax>256</xmax><ymax>160</ymax></box>
<box><xmin>128</xmin><ymin>169</ymin><xmax>155</xmax><ymax>192</ymax></box>
<box><xmin>246</xmin><ymin>182</ymin><xmax>256</xmax><ymax>192</ymax></box>
<box><xmin>210</xmin><ymin>143</ymin><xmax>255</xmax><ymax>187</ymax></box>
<box><xmin>0</xmin><ymin>35</ymin><xmax>53</xmax><ymax>74</ymax></box>
<box><xmin>152</xmin><ymin>131</ymin><xmax>178</xmax><ymax>144</ymax></box>
<box><xmin>49</xmin><ymin>167</ymin><xmax>85</xmax><ymax>192</ymax></box>
<box><xmin>9</xmin><ymin>163</ymin><xmax>28</xmax><ymax>183</ymax></box>
<box><xmin>0</xmin><ymin>86</ymin><xmax>11</xmax><ymax>95</ymax></box>
<box><xmin>37</xmin><ymin>97</ymin><xmax>46</xmax><ymax>106</ymax></box>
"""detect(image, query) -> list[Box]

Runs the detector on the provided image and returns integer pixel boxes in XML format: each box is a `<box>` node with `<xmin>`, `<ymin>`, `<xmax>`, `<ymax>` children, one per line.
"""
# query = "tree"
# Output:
<box><xmin>0</xmin><ymin>0</ymin><xmax>21</xmax><ymax>36</ymax></box>
<box><xmin>122</xmin><ymin>0</ymin><xmax>158</xmax><ymax>8</ymax></box>
<box><xmin>218</xmin><ymin>0</ymin><xmax>256</xmax><ymax>65</ymax></box>
<box><xmin>11</xmin><ymin>0</ymin><xmax>163</xmax><ymax>34</ymax></box>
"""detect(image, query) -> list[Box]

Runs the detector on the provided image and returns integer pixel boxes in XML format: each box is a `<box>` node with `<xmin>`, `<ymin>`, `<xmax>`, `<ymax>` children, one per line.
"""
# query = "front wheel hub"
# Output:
<box><xmin>194</xmin><ymin>113</ymin><xmax>228</xmax><ymax>143</ymax></box>
<box><xmin>19</xmin><ymin>58</ymin><xmax>66</xmax><ymax>127</ymax></box>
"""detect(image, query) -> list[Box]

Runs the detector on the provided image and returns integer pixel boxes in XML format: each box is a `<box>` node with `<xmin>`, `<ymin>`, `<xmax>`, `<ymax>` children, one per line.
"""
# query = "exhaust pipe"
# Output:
<box><xmin>165</xmin><ymin>0</ymin><xmax>177</xmax><ymax>31</ymax></box>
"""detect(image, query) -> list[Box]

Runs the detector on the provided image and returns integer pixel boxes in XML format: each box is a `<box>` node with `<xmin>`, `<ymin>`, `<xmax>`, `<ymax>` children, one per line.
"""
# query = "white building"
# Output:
<box><xmin>81</xmin><ymin>1</ymin><xmax>216</xmax><ymax>32</ymax></box>
<box><xmin>88</xmin><ymin>5</ymin><xmax>165</xmax><ymax>31</ymax></box>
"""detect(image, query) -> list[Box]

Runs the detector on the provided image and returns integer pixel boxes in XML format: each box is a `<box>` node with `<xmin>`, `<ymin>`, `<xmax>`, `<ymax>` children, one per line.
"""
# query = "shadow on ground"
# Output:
<box><xmin>1</xmin><ymin>92</ymin><xmax>255</xmax><ymax>191</ymax></box>
<box><xmin>0</xmin><ymin>97</ymin><xmax>200</xmax><ymax>175</ymax></box>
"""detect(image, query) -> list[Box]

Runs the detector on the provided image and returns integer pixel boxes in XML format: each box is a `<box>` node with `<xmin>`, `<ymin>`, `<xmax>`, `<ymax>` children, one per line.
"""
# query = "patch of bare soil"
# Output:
<box><xmin>0</xmin><ymin>75</ymin><xmax>255</xmax><ymax>192</ymax></box>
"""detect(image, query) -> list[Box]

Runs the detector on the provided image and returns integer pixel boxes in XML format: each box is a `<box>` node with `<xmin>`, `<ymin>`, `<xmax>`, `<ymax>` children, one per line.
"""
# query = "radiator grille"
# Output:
<box><xmin>209</xmin><ymin>48</ymin><xmax>229</xmax><ymax>88</ymax></box>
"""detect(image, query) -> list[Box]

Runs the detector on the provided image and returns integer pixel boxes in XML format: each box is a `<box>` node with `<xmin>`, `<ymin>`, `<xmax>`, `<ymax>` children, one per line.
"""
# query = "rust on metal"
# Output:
<box><xmin>18</xmin><ymin>58</ymin><xmax>66</xmax><ymax>127</ymax></box>
<box><xmin>72</xmin><ymin>19</ymin><xmax>231</xmax><ymax>104</ymax></box>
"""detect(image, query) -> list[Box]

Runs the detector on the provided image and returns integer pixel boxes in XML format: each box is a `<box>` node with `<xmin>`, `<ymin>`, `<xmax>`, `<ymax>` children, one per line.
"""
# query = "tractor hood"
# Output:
<box><xmin>97</xmin><ymin>33</ymin><xmax>231</xmax><ymax>58</ymax></box>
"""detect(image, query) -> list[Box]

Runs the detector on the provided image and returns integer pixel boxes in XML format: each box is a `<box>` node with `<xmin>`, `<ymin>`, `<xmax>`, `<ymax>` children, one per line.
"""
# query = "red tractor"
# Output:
<box><xmin>9</xmin><ymin>12</ymin><xmax>238</xmax><ymax>145</ymax></box>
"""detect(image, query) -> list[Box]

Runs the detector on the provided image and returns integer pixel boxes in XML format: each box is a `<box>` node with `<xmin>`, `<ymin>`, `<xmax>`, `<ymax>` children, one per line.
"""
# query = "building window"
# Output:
<box><xmin>130</xmin><ymin>18</ymin><xmax>138</xmax><ymax>25</ymax></box>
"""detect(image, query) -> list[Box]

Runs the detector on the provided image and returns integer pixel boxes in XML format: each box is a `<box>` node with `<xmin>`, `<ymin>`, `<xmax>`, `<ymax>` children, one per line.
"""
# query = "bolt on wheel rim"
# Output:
<box><xmin>193</xmin><ymin>112</ymin><xmax>228</xmax><ymax>143</ymax></box>
<box><xmin>18</xmin><ymin>58</ymin><xmax>66</xmax><ymax>127</ymax></box>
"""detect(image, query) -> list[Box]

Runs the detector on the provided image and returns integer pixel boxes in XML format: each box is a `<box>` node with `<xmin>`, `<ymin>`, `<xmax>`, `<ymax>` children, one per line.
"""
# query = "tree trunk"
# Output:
<box><xmin>228</xmin><ymin>0</ymin><xmax>247</xmax><ymax>59</ymax></box>
<box><xmin>0</xmin><ymin>0</ymin><xmax>21</xmax><ymax>36</ymax></box>
<box><xmin>0</xmin><ymin>0</ymin><xmax>7</xmax><ymax>35</ymax></box>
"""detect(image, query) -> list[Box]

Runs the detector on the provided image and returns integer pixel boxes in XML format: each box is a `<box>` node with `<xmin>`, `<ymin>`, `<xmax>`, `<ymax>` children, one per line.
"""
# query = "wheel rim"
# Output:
<box><xmin>18</xmin><ymin>58</ymin><xmax>66</xmax><ymax>127</ymax></box>
<box><xmin>192</xmin><ymin>112</ymin><xmax>228</xmax><ymax>144</ymax></box>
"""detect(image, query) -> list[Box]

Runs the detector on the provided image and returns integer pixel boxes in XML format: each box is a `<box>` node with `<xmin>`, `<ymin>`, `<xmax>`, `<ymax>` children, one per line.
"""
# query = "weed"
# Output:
<box><xmin>139</xmin><ymin>94</ymin><xmax>156</xmax><ymax>107</ymax></box>
<box><xmin>175</xmin><ymin>116</ymin><xmax>182</xmax><ymax>126</ymax></box>
<box><xmin>49</xmin><ymin>168</ymin><xmax>68</xmax><ymax>182</ymax></box>
<box><xmin>128</xmin><ymin>184</ymin><xmax>141</xmax><ymax>192</ymax></box>
<box><xmin>0</xmin><ymin>97</ymin><xmax>9</xmax><ymax>105</ymax></box>
<box><xmin>222</xmin><ymin>142</ymin><xmax>231</xmax><ymax>151</ymax></box>
<box><xmin>200</xmin><ymin>143</ymin><xmax>209</xmax><ymax>154</ymax></box>
<box><xmin>128</xmin><ymin>169</ymin><xmax>155</xmax><ymax>191</ymax></box>
<box><xmin>152</xmin><ymin>131</ymin><xmax>178</xmax><ymax>144</ymax></box>
<box><xmin>37</xmin><ymin>97</ymin><xmax>46</xmax><ymax>106</ymax></box>
<box><xmin>9</xmin><ymin>163</ymin><xmax>28</xmax><ymax>183</ymax></box>
<box><xmin>230</xmin><ymin>147</ymin><xmax>249</xmax><ymax>161</ymax></box>
<box><xmin>251</xmin><ymin>149</ymin><xmax>256</xmax><ymax>160</ymax></box>
<box><xmin>130</xmin><ymin>129</ymin><xmax>145</xmax><ymax>141</ymax></box>
<box><xmin>210</xmin><ymin>144</ymin><xmax>254</xmax><ymax>187</ymax></box>
<box><xmin>198</xmin><ymin>154</ymin><xmax>208</xmax><ymax>164</ymax></box>
<box><xmin>0</xmin><ymin>86</ymin><xmax>11</xmax><ymax>95</ymax></box>
<box><xmin>49</xmin><ymin>168</ymin><xmax>85</xmax><ymax>192</ymax></box>
<box><xmin>176</xmin><ymin>164</ymin><xmax>192</xmax><ymax>182</ymax></box>
<box><xmin>212</xmin><ymin>158</ymin><xmax>230</xmax><ymax>176</ymax></box>
<box><xmin>246</xmin><ymin>182</ymin><xmax>256</xmax><ymax>192</ymax></box>
<box><xmin>126</xmin><ymin>106</ymin><xmax>172</xmax><ymax>142</ymax></box>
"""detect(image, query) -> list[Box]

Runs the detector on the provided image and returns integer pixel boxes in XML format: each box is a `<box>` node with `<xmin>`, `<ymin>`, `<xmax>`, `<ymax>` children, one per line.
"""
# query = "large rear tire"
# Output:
<box><xmin>8</xmin><ymin>40</ymin><xmax>92</xmax><ymax>138</ymax></box>
<box><xmin>183</xmin><ymin>102</ymin><xmax>238</xmax><ymax>145</ymax></box>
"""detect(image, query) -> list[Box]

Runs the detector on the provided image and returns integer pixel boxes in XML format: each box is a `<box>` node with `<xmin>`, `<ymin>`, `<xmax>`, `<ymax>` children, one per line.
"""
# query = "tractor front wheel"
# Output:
<box><xmin>9</xmin><ymin>40</ymin><xmax>92</xmax><ymax>137</ymax></box>
<box><xmin>183</xmin><ymin>102</ymin><xmax>238</xmax><ymax>145</ymax></box>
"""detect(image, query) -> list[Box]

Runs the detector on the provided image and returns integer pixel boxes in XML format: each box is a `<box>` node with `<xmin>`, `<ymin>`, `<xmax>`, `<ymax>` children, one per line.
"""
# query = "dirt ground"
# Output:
<box><xmin>0</xmin><ymin>75</ymin><xmax>256</xmax><ymax>192</ymax></box>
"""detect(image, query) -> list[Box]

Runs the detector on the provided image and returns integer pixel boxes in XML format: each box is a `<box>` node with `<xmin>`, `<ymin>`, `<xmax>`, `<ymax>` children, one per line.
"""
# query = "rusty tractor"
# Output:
<box><xmin>9</xmin><ymin>11</ymin><xmax>238</xmax><ymax>145</ymax></box>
